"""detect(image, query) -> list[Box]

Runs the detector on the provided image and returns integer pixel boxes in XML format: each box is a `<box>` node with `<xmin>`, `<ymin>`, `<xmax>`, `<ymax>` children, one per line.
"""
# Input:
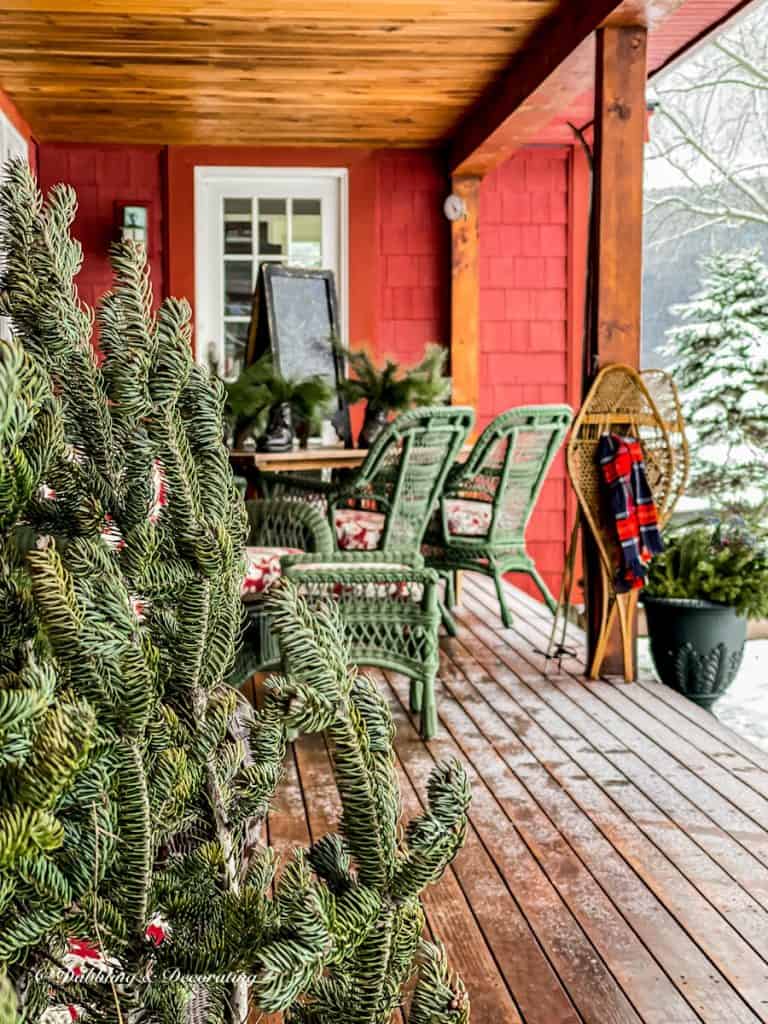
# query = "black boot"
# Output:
<box><xmin>258</xmin><ymin>402</ymin><xmax>294</xmax><ymax>452</ymax></box>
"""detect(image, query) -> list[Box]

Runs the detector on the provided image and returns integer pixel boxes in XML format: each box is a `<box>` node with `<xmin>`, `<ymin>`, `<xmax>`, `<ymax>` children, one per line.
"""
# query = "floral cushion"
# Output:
<box><xmin>242</xmin><ymin>546</ymin><xmax>302</xmax><ymax>600</ymax></box>
<box><xmin>289</xmin><ymin>562</ymin><xmax>421</xmax><ymax>603</ymax></box>
<box><xmin>334</xmin><ymin>509</ymin><xmax>386</xmax><ymax>551</ymax></box>
<box><xmin>445</xmin><ymin>498</ymin><xmax>492</xmax><ymax>537</ymax></box>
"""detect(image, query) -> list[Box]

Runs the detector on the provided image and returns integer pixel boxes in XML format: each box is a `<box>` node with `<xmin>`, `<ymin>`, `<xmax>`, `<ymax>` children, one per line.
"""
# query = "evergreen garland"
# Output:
<box><xmin>0</xmin><ymin>160</ymin><xmax>469</xmax><ymax>1024</ymax></box>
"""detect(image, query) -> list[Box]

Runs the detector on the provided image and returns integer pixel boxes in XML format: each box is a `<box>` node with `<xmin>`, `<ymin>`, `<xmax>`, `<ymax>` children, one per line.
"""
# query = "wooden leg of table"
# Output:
<box><xmin>455</xmin><ymin>570</ymin><xmax>464</xmax><ymax>606</ymax></box>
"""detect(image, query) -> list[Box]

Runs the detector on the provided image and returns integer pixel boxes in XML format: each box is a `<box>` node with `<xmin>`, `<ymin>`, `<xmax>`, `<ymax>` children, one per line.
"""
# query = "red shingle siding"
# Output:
<box><xmin>479</xmin><ymin>148</ymin><xmax>571</xmax><ymax>600</ymax></box>
<box><xmin>36</xmin><ymin>143</ymin><xmax>166</xmax><ymax>312</ymax></box>
<box><xmin>376</xmin><ymin>151</ymin><xmax>448</xmax><ymax>366</ymax></box>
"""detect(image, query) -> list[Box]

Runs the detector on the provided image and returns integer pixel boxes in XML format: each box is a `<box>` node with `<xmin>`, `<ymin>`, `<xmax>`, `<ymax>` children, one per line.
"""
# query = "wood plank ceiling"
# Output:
<box><xmin>1</xmin><ymin>1</ymin><xmax>561</xmax><ymax>146</ymax></box>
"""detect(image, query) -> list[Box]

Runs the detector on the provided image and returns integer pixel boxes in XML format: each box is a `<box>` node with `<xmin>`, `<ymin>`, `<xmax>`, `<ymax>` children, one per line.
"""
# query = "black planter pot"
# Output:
<box><xmin>642</xmin><ymin>594</ymin><xmax>747</xmax><ymax>710</ymax></box>
<box><xmin>358</xmin><ymin>403</ymin><xmax>388</xmax><ymax>449</ymax></box>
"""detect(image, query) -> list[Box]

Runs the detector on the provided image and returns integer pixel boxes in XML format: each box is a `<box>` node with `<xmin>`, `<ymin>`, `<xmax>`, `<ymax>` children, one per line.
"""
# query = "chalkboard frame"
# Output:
<box><xmin>247</xmin><ymin>264</ymin><xmax>352</xmax><ymax>448</ymax></box>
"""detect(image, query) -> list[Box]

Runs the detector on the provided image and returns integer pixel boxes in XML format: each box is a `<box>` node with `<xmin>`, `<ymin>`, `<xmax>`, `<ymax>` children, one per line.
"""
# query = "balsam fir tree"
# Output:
<box><xmin>0</xmin><ymin>159</ymin><xmax>470</xmax><ymax>1024</ymax></box>
<box><xmin>664</xmin><ymin>248</ymin><xmax>768</xmax><ymax>519</ymax></box>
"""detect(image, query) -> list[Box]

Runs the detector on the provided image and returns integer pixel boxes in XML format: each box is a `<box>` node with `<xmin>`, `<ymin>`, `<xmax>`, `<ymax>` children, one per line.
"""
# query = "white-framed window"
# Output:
<box><xmin>194</xmin><ymin>166</ymin><xmax>348</xmax><ymax>380</ymax></box>
<box><xmin>0</xmin><ymin>110</ymin><xmax>28</xmax><ymax>340</ymax></box>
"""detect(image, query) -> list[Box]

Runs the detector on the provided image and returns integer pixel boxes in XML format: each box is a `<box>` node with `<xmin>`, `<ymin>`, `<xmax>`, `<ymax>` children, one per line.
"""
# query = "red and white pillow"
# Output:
<box><xmin>444</xmin><ymin>498</ymin><xmax>492</xmax><ymax>537</ymax></box>
<box><xmin>241</xmin><ymin>546</ymin><xmax>301</xmax><ymax>600</ymax></box>
<box><xmin>333</xmin><ymin>509</ymin><xmax>385</xmax><ymax>551</ymax></box>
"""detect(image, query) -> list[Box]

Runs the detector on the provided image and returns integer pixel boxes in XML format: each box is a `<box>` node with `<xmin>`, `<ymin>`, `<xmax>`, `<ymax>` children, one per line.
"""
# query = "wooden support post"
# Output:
<box><xmin>590</xmin><ymin>25</ymin><xmax>647</xmax><ymax>370</ymax></box>
<box><xmin>450</xmin><ymin>175</ymin><xmax>481</xmax><ymax>414</ymax></box>
<box><xmin>585</xmin><ymin>23</ymin><xmax>648</xmax><ymax>678</ymax></box>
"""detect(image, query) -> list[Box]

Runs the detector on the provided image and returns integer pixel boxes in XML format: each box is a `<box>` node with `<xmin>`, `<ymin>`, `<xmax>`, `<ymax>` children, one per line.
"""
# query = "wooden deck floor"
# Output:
<box><xmin>267</xmin><ymin>574</ymin><xmax>768</xmax><ymax>1024</ymax></box>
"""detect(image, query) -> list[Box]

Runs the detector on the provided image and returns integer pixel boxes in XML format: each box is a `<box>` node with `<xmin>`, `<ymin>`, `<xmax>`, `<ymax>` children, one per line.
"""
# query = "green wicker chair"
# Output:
<box><xmin>229</xmin><ymin>498</ymin><xmax>334</xmax><ymax>687</ymax></box>
<box><xmin>424</xmin><ymin>405</ymin><xmax>573</xmax><ymax>630</ymax></box>
<box><xmin>266</xmin><ymin>406</ymin><xmax>475</xmax><ymax>740</ymax></box>
<box><xmin>282</xmin><ymin>551</ymin><xmax>442</xmax><ymax>739</ymax></box>
<box><xmin>264</xmin><ymin>405</ymin><xmax>475</xmax><ymax>555</ymax></box>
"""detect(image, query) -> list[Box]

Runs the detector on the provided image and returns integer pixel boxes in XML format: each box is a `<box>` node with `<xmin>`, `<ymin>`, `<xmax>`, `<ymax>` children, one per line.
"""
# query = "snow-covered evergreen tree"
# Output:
<box><xmin>664</xmin><ymin>248</ymin><xmax>768</xmax><ymax>519</ymax></box>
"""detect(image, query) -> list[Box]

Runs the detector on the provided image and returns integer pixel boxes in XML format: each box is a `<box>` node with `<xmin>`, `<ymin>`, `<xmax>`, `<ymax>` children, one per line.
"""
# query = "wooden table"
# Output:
<box><xmin>230</xmin><ymin>446</ymin><xmax>368</xmax><ymax>475</ymax></box>
<box><xmin>230</xmin><ymin>443</ymin><xmax>471</xmax><ymax>476</ymax></box>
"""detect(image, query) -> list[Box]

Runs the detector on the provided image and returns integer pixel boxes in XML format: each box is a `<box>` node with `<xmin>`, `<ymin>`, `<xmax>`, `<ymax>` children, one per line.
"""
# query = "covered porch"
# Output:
<box><xmin>1</xmin><ymin>3</ymin><xmax>765</xmax><ymax>1021</ymax></box>
<box><xmin>274</xmin><ymin>575</ymin><xmax>768</xmax><ymax>1023</ymax></box>
<box><xmin>1</xmin><ymin>0</ymin><xmax>753</xmax><ymax>675</ymax></box>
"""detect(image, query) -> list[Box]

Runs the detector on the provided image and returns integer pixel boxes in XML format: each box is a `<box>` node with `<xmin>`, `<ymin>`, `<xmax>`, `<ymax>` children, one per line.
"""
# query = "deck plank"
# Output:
<box><xmin>448</xmin><ymin>595</ymin><xmax>767</xmax><ymax>1020</ymax></box>
<box><xmin>262</xmin><ymin>574</ymin><xmax>768</xmax><ymax>1023</ymax></box>
<box><xmin>382</xmin><ymin>666</ymin><xmax>670</xmax><ymax>1024</ymax></box>
<box><xmin>428</xmin><ymin>647</ymin><xmax>758</xmax><ymax>1023</ymax></box>
<box><xmin>461</xmin><ymin>582</ymin><xmax>768</xmax><ymax>911</ymax></box>
<box><xmin>463</xmin><ymin>579</ymin><xmax>768</xmax><ymax>872</ymax></box>
<box><xmin>377</xmin><ymin>671</ymin><xmax>584</xmax><ymax>1024</ymax></box>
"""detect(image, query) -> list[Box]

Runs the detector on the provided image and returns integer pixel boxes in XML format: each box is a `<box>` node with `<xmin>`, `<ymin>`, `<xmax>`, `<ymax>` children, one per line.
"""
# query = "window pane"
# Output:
<box><xmin>291</xmin><ymin>198</ymin><xmax>322</xmax><ymax>267</ymax></box>
<box><xmin>258</xmin><ymin>198</ymin><xmax>287</xmax><ymax>256</ymax></box>
<box><xmin>224</xmin><ymin>321</ymin><xmax>249</xmax><ymax>380</ymax></box>
<box><xmin>224</xmin><ymin>198</ymin><xmax>252</xmax><ymax>255</ymax></box>
<box><xmin>224</xmin><ymin>261</ymin><xmax>253</xmax><ymax>317</ymax></box>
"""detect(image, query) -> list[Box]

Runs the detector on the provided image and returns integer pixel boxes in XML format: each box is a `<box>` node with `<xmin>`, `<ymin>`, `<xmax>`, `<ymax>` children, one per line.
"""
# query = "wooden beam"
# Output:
<box><xmin>450</xmin><ymin>0</ymin><xmax>681</xmax><ymax>177</ymax></box>
<box><xmin>584</xmin><ymin>23</ymin><xmax>649</xmax><ymax>679</ymax></box>
<box><xmin>590</xmin><ymin>25</ymin><xmax>648</xmax><ymax>371</ymax></box>
<box><xmin>450</xmin><ymin>176</ymin><xmax>481</xmax><ymax>415</ymax></box>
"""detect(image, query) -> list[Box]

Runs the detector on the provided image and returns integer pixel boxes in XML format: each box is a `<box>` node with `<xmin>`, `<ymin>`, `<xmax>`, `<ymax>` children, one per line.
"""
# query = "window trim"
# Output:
<box><xmin>193</xmin><ymin>165</ymin><xmax>349</xmax><ymax>375</ymax></box>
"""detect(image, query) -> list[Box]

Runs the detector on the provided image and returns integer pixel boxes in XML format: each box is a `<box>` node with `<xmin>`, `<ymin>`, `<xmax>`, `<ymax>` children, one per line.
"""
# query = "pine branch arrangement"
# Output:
<box><xmin>336</xmin><ymin>344</ymin><xmax>451</xmax><ymax>413</ymax></box>
<box><xmin>224</xmin><ymin>355</ymin><xmax>333</xmax><ymax>448</ymax></box>
<box><xmin>265</xmin><ymin>582</ymin><xmax>470</xmax><ymax>1024</ymax></box>
<box><xmin>0</xmin><ymin>160</ymin><xmax>470</xmax><ymax>1024</ymax></box>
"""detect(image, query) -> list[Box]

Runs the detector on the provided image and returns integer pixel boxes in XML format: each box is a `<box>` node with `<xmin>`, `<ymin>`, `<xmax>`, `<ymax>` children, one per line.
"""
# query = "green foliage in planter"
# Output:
<box><xmin>645</xmin><ymin>517</ymin><xmax>768</xmax><ymax>618</ymax></box>
<box><xmin>0</xmin><ymin>159</ymin><xmax>469</xmax><ymax>1024</ymax></box>
<box><xmin>225</xmin><ymin>354</ymin><xmax>333</xmax><ymax>446</ymax></box>
<box><xmin>337</xmin><ymin>344</ymin><xmax>451</xmax><ymax>413</ymax></box>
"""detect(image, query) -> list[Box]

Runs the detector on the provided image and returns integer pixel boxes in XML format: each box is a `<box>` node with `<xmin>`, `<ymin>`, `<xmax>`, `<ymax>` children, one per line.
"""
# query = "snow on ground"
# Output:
<box><xmin>639</xmin><ymin>638</ymin><xmax>768</xmax><ymax>751</ymax></box>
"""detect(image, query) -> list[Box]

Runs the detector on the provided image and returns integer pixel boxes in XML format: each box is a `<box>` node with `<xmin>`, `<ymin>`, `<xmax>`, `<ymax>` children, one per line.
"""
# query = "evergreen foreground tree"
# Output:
<box><xmin>0</xmin><ymin>160</ymin><xmax>470</xmax><ymax>1024</ymax></box>
<box><xmin>664</xmin><ymin>248</ymin><xmax>768</xmax><ymax>519</ymax></box>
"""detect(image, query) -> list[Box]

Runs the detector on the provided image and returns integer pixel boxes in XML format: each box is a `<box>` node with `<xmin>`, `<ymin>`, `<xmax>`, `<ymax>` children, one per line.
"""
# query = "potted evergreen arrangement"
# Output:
<box><xmin>225</xmin><ymin>354</ymin><xmax>333</xmax><ymax>450</ymax></box>
<box><xmin>337</xmin><ymin>343</ymin><xmax>451</xmax><ymax>447</ymax></box>
<box><xmin>642</xmin><ymin>517</ymin><xmax>768</xmax><ymax>708</ymax></box>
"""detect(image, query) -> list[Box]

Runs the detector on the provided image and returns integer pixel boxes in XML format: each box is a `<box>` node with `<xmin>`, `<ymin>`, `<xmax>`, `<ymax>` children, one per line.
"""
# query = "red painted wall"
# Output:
<box><xmin>478</xmin><ymin>148</ymin><xmax>576</xmax><ymax>599</ymax></box>
<box><xmin>36</xmin><ymin>143</ymin><xmax>166</xmax><ymax>313</ymax></box>
<box><xmin>377</xmin><ymin>150</ymin><xmax>449</xmax><ymax>365</ymax></box>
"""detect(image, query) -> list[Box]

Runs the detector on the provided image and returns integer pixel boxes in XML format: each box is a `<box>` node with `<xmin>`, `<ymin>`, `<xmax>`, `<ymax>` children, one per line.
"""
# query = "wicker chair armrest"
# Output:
<box><xmin>245</xmin><ymin>498</ymin><xmax>335</xmax><ymax>553</ymax></box>
<box><xmin>258</xmin><ymin>472</ymin><xmax>339</xmax><ymax>500</ymax></box>
<box><xmin>282</xmin><ymin>550</ymin><xmax>437</xmax><ymax>585</ymax></box>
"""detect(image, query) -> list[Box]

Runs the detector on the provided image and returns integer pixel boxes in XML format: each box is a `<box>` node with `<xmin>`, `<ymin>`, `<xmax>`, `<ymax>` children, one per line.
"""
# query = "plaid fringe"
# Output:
<box><xmin>597</xmin><ymin>433</ymin><xmax>663</xmax><ymax>592</ymax></box>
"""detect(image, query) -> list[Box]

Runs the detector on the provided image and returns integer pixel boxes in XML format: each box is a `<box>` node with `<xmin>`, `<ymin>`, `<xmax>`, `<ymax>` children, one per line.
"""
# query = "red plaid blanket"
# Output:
<box><xmin>597</xmin><ymin>433</ymin><xmax>663</xmax><ymax>591</ymax></box>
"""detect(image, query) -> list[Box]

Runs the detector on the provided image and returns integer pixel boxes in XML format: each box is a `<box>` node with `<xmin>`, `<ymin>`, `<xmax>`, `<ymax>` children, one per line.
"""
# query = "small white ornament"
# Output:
<box><xmin>443</xmin><ymin>193</ymin><xmax>467</xmax><ymax>222</ymax></box>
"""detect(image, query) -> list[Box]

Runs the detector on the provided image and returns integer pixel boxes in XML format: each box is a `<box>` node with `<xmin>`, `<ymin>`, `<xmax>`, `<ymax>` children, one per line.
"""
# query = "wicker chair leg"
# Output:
<box><xmin>527</xmin><ymin>566</ymin><xmax>558</xmax><ymax>614</ymax></box>
<box><xmin>439</xmin><ymin>599</ymin><xmax>458</xmax><ymax>637</ymax></box>
<box><xmin>409</xmin><ymin>676</ymin><xmax>423</xmax><ymax>714</ymax></box>
<box><xmin>420</xmin><ymin>669</ymin><xmax>438</xmax><ymax>740</ymax></box>
<box><xmin>445</xmin><ymin>571</ymin><xmax>456</xmax><ymax>609</ymax></box>
<box><xmin>492</xmin><ymin>568</ymin><xmax>513</xmax><ymax>628</ymax></box>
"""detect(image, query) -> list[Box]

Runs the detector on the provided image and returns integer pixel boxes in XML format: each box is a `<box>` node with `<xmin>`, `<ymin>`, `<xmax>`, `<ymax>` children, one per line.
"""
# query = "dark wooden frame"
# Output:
<box><xmin>247</xmin><ymin>264</ymin><xmax>352</xmax><ymax>448</ymax></box>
